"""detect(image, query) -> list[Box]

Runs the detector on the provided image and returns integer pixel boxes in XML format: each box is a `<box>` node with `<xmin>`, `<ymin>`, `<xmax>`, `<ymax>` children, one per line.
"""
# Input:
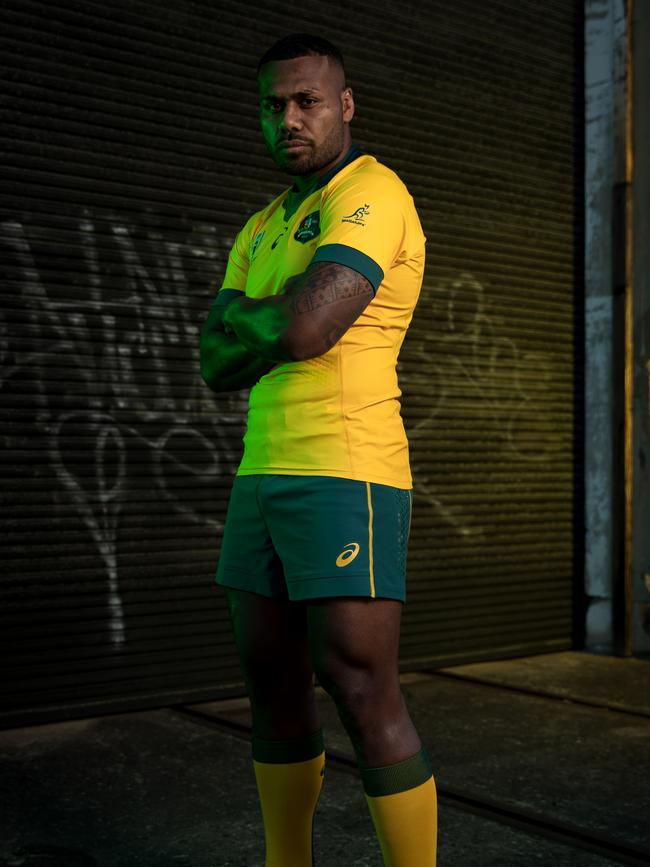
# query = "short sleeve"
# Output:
<box><xmin>311</xmin><ymin>170</ymin><xmax>411</xmax><ymax>293</ymax></box>
<box><xmin>211</xmin><ymin>215</ymin><xmax>256</xmax><ymax>307</ymax></box>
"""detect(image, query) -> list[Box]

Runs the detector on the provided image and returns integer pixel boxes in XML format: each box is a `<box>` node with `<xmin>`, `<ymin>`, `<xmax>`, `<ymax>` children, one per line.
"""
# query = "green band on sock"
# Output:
<box><xmin>360</xmin><ymin>746</ymin><xmax>433</xmax><ymax>797</ymax></box>
<box><xmin>252</xmin><ymin>727</ymin><xmax>325</xmax><ymax>764</ymax></box>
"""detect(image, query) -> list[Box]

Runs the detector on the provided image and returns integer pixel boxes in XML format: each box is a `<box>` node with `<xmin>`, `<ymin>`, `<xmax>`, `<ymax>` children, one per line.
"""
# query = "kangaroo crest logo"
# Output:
<box><xmin>342</xmin><ymin>203</ymin><xmax>370</xmax><ymax>225</ymax></box>
<box><xmin>294</xmin><ymin>211</ymin><xmax>321</xmax><ymax>243</ymax></box>
<box><xmin>336</xmin><ymin>542</ymin><xmax>360</xmax><ymax>568</ymax></box>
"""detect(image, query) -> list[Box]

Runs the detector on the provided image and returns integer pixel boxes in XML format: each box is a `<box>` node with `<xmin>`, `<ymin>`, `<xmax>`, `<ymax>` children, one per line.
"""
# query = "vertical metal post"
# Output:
<box><xmin>611</xmin><ymin>0</ymin><xmax>634</xmax><ymax>656</ymax></box>
<box><xmin>623</xmin><ymin>0</ymin><xmax>634</xmax><ymax>656</ymax></box>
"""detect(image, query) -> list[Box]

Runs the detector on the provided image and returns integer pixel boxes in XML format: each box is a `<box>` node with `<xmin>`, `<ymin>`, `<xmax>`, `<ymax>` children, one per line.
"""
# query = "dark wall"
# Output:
<box><xmin>0</xmin><ymin>0</ymin><xmax>583</xmax><ymax>727</ymax></box>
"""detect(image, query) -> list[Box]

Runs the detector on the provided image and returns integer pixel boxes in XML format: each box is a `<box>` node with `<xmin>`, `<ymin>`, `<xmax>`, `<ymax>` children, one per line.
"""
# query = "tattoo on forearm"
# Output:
<box><xmin>281</xmin><ymin>261</ymin><xmax>374</xmax><ymax>358</ymax></box>
<box><xmin>288</xmin><ymin>262</ymin><xmax>372</xmax><ymax>315</ymax></box>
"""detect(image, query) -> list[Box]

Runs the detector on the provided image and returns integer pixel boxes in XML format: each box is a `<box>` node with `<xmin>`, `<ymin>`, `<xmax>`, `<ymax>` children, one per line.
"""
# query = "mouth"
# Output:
<box><xmin>279</xmin><ymin>140</ymin><xmax>309</xmax><ymax>151</ymax></box>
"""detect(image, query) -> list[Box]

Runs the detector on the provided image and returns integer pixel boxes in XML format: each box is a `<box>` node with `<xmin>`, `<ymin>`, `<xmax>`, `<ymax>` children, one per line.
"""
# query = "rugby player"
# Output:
<box><xmin>200</xmin><ymin>32</ymin><xmax>437</xmax><ymax>867</ymax></box>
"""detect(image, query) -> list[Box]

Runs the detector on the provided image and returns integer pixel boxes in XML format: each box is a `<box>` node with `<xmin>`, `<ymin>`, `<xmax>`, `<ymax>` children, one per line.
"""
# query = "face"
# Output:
<box><xmin>258</xmin><ymin>54</ymin><xmax>355</xmax><ymax>179</ymax></box>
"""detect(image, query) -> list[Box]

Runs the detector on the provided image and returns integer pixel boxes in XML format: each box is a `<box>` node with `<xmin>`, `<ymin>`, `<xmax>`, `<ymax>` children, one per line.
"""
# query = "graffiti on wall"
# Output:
<box><xmin>1</xmin><ymin>211</ymin><xmax>246</xmax><ymax>644</ymax></box>
<box><xmin>1</xmin><ymin>212</ymin><xmax>566</xmax><ymax>641</ymax></box>
<box><xmin>404</xmin><ymin>270</ymin><xmax>566</xmax><ymax>542</ymax></box>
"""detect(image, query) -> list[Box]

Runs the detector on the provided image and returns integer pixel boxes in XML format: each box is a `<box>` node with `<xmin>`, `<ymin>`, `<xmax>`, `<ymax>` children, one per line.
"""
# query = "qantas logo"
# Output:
<box><xmin>336</xmin><ymin>542</ymin><xmax>360</xmax><ymax>568</ymax></box>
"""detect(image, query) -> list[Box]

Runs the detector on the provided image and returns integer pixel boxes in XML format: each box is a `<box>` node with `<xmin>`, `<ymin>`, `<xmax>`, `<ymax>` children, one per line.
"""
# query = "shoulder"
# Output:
<box><xmin>325</xmin><ymin>154</ymin><xmax>412</xmax><ymax>200</ymax></box>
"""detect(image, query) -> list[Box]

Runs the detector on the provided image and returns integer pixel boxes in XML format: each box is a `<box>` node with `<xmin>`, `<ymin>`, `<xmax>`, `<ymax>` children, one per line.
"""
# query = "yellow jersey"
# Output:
<box><xmin>215</xmin><ymin>144</ymin><xmax>426</xmax><ymax>489</ymax></box>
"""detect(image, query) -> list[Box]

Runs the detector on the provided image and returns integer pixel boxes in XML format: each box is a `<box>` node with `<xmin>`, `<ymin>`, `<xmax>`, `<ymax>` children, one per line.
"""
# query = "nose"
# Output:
<box><xmin>280</xmin><ymin>100</ymin><xmax>303</xmax><ymax>132</ymax></box>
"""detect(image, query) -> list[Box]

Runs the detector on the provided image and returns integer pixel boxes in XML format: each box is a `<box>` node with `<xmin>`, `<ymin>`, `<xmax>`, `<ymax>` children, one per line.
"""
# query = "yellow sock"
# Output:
<box><xmin>362</xmin><ymin>747</ymin><xmax>438</xmax><ymax>867</ymax></box>
<box><xmin>252</xmin><ymin>728</ymin><xmax>325</xmax><ymax>867</ymax></box>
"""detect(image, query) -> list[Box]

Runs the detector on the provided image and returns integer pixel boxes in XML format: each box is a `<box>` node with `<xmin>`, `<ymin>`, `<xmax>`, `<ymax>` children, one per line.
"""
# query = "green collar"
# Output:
<box><xmin>282</xmin><ymin>143</ymin><xmax>364</xmax><ymax>221</ymax></box>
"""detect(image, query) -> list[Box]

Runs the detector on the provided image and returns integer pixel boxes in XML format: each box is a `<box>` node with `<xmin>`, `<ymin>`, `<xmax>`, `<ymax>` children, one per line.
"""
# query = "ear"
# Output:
<box><xmin>342</xmin><ymin>87</ymin><xmax>355</xmax><ymax>123</ymax></box>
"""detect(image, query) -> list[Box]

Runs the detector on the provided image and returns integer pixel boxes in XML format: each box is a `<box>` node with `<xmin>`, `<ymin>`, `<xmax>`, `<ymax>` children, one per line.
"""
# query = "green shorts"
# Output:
<box><xmin>215</xmin><ymin>474</ymin><xmax>412</xmax><ymax>603</ymax></box>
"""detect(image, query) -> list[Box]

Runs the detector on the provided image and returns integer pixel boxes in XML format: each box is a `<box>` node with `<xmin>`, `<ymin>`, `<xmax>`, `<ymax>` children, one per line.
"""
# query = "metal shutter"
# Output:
<box><xmin>388</xmin><ymin>1</ymin><xmax>584</xmax><ymax>665</ymax></box>
<box><xmin>0</xmin><ymin>0</ymin><xmax>582</xmax><ymax>727</ymax></box>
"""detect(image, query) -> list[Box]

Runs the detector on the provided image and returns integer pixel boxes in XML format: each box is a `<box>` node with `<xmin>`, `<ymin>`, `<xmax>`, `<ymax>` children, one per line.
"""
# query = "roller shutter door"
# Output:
<box><xmin>0</xmin><ymin>0</ymin><xmax>583</xmax><ymax>727</ymax></box>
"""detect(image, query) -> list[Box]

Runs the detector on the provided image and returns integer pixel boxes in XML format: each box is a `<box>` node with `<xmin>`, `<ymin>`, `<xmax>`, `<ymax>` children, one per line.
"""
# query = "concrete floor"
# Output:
<box><xmin>1</xmin><ymin>651</ymin><xmax>649</xmax><ymax>866</ymax></box>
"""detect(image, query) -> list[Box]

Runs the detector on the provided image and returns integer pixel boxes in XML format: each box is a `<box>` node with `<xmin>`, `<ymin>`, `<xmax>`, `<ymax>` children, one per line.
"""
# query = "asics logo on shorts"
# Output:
<box><xmin>336</xmin><ymin>542</ymin><xmax>360</xmax><ymax>568</ymax></box>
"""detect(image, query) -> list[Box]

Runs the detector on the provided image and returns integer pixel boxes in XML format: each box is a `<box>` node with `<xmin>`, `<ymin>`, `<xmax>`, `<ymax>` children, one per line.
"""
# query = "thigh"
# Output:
<box><xmin>306</xmin><ymin>597</ymin><xmax>403</xmax><ymax>695</ymax></box>
<box><xmin>225</xmin><ymin>588</ymin><xmax>314</xmax><ymax>694</ymax></box>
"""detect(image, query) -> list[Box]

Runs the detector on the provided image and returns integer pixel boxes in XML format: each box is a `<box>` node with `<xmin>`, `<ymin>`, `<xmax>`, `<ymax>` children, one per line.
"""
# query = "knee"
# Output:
<box><xmin>315</xmin><ymin>660</ymin><xmax>391</xmax><ymax>716</ymax></box>
<box><xmin>241</xmin><ymin>652</ymin><xmax>314</xmax><ymax>703</ymax></box>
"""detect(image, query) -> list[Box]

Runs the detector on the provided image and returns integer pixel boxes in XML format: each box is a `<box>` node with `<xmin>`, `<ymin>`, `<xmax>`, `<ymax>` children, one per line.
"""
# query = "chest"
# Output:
<box><xmin>246</xmin><ymin>199</ymin><xmax>323</xmax><ymax>298</ymax></box>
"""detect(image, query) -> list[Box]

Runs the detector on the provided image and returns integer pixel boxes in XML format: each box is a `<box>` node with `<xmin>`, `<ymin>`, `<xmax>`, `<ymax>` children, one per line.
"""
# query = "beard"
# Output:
<box><xmin>273</xmin><ymin>122</ymin><xmax>347</xmax><ymax>177</ymax></box>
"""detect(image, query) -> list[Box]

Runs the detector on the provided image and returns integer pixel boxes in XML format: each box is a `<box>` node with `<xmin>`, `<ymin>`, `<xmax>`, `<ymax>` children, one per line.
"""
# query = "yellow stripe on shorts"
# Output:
<box><xmin>365</xmin><ymin>482</ymin><xmax>375</xmax><ymax>597</ymax></box>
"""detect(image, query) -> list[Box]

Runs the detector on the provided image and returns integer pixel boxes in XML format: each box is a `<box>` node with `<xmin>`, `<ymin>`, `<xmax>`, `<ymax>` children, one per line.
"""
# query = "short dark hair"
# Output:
<box><xmin>257</xmin><ymin>33</ymin><xmax>346</xmax><ymax>82</ymax></box>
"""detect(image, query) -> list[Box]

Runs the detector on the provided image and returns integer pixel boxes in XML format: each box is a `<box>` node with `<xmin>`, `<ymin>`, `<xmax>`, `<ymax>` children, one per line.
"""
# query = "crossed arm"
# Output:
<box><xmin>225</xmin><ymin>261</ymin><xmax>374</xmax><ymax>362</ymax></box>
<box><xmin>199</xmin><ymin>261</ymin><xmax>374</xmax><ymax>393</ymax></box>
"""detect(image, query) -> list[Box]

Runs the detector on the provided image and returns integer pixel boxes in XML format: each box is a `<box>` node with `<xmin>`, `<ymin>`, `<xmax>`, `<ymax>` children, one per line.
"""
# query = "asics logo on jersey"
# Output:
<box><xmin>271</xmin><ymin>231</ymin><xmax>286</xmax><ymax>250</ymax></box>
<box><xmin>336</xmin><ymin>542</ymin><xmax>360</xmax><ymax>567</ymax></box>
<box><xmin>342</xmin><ymin>204</ymin><xmax>370</xmax><ymax>225</ymax></box>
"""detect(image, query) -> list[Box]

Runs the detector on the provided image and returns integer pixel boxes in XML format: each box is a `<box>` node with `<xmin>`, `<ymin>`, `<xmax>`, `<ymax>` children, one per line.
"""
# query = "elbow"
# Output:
<box><xmin>199</xmin><ymin>344</ymin><xmax>210</xmax><ymax>385</ymax></box>
<box><xmin>199</xmin><ymin>339</ymin><xmax>219</xmax><ymax>389</ymax></box>
<box><xmin>200</xmin><ymin>365</ymin><xmax>216</xmax><ymax>390</ymax></box>
<box><xmin>200</xmin><ymin>361</ymin><xmax>224</xmax><ymax>393</ymax></box>
<box><xmin>200</xmin><ymin>365</ymin><xmax>213</xmax><ymax>388</ymax></box>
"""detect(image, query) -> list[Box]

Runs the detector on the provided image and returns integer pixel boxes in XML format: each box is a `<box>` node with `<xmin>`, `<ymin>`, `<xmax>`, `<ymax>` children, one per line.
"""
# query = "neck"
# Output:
<box><xmin>291</xmin><ymin>141</ymin><xmax>352</xmax><ymax>192</ymax></box>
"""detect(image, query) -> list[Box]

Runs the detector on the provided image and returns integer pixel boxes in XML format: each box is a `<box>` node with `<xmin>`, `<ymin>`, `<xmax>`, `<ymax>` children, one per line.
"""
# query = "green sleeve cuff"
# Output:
<box><xmin>212</xmin><ymin>288</ymin><xmax>245</xmax><ymax>307</ymax></box>
<box><xmin>311</xmin><ymin>243</ymin><xmax>383</xmax><ymax>293</ymax></box>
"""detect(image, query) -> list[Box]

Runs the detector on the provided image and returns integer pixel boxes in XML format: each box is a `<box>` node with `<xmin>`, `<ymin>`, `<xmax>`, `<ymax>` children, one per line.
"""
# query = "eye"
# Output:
<box><xmin>262</xmin><ymin>97</ymin><xmax>317</xmax><ymax>113</ymax></box>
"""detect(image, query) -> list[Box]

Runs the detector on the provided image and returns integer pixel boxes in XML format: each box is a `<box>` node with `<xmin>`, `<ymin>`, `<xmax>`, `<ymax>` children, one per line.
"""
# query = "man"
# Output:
<box><xmin>200</xmin><ymin>33</ymin><xmax>437</xmax><ymax>867</ymax></box>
